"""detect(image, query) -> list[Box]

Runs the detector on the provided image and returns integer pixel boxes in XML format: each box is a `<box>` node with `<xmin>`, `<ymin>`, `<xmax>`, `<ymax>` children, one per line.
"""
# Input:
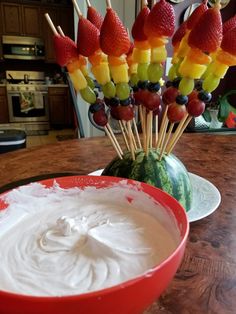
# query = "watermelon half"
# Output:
<box><xmin>102</xmin><ymin>149</ymin><xmax>192</xmax><ymax>212</ymax></box>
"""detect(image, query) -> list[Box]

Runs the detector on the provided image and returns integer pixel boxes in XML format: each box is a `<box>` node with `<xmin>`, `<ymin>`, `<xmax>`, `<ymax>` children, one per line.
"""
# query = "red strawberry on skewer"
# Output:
<box><xmin>221</xmin><ymin>27</ymin><xmax>236</xmax><ymax>56</ymax></box>
<box><xmin>172</xmin><ymin>21</ymin><xmax>188</xmax><ymax>47</ymax></box>
<box><xmin>87</xmin><ymin>4</ymin><xmax>104</xmax><ymax>30</ymax></box>
<box><xmin>186</xmin><ymin>0</ymin><xmax>208</xmax><ymax>31</ymax></box>
<box><xmin>223</xmin><ymin>14</ymin><xmax>236</xmax><ymax>35</ymax></box>
<box><xmin>100</xmin><ymin>5</ymin><xmax>130</xmax><ymax>56</ymax></box>
<box><xmin>131</xmin><ymin>5</ymin><xmax>150</xmax><ymax>41</ymax></box>
<box><xmin>53</xmin><ymin>35</ymin><xmax>78</xmax><ymax>67</ymax></box>
<box><xmin>77</xmin><ymin>16</ymin><xmax>100</xmax><ymax>57</ymax></box>
<box><xmin>144</xmin><ymin>0</ymin><xmax>175</xmax><ymax>38</ymax></box>
<box><xmin>188</xmin><ymin>4</ymin><xmax>223</xmax><ymax>53</ymax></box>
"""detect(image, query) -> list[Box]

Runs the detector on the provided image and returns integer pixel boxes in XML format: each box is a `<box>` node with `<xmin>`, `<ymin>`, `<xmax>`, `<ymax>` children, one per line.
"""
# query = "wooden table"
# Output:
<box><xmin>0</xmin><ymin>133</ymin><xmax>235</xmax><ymax>313</ymax></box>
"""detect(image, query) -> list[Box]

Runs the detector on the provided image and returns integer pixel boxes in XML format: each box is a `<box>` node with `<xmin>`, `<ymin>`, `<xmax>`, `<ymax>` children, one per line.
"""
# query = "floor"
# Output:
<box><xmin>26</xmin><ymin>129</ymin><xmax>76</xmax><ymax>148</ymax></box>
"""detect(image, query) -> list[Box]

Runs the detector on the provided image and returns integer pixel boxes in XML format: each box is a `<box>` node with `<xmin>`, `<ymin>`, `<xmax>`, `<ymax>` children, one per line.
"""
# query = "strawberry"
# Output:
<box><xmin>221</xmin><ymin>27</ymin><xmax>236</xmax><ymax>56</ymax></box>
<box><xmin>172</xmin><ymin>21</ymin><xmax>187</xmax><ymax>47</ymax></box>
<box><xmin>144</xmin><ymin>0</ymin><xmax>175</xmax><ymax>38</ymax></box>
<box><xmin>131</xmin><ymin>6</ymin><xmax>150</xmax><ymax>41</ymax></box>
<box><xmin>186</xmin><ymin>1</ymin><xmax>208</xmax><ymax>30</ymax></box>
<box><xmin>223</xmin><ymin>14</ymin><xmax>236</xmax><ymax>35</ymax></box>
<box><xmin>87</xmin><ymin>6</ymin><xmax>104</xmax><ymax>30</ymax></box>
<box><xmin>100</xmin><ymin>8</ymin><xmax>130</xmax><ymax>57</ymax></box>
<box><xmin>53</xmin><ymin>35</ymin><xmax>78</xmax><ymax>67</ymax></box>
<box><xmin>188</xmin><ymin>7</ymin><xmax>223</xmax><ymax>53</ymax></box>
<box><xmin>77</xmin><ymin>16</ymin><xmax>100</xmax><ymax>57</ymax></box>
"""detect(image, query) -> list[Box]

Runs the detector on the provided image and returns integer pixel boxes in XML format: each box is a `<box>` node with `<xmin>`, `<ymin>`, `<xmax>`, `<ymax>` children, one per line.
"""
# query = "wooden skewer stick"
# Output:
<box><xmin>154</xmin><ymin>115</ymin><xmax>158</xmax><ymax>147</ymax></box>
<box><xmin>159</xmin><ymin>123</ymin><xmax>175</xmax><ymax>161</ymax></box>
<box><xmin>156</xmin><ymin>105</ymin><xmax>168</xmax><ymax>149</ymax></box>
<box><xmin>72</xmin><ymin>0</ymin><xmax>83</xmax><ymax>17</ymax></box>
<box><xmin>167</xmin><ymin>116</ymin><xmax>193</xmax><ymax>155</ymax></box>
<box><xmin>119</xmin><ymin>120</ymin><xmax>130</xmax><ymax>151</ymax></box>
<box><xmin>104</xmin><ymin>126</ymin><xmax>123</xmax><ymax>160</ymax></box>
<box><xmin>44</xmin><ymin>13</ymin><xmax>58</xmax><ymax>36</ymax></box>
<box><xmin>150</xmin><ymin>111</ymin><xmax>153</xmax><ymax>149</ymax></box>
<box><xmin>106</xmin><ymin>0</ymin><xmax>112</xmax><ymax>9</ymax></box>
<box><xmin>133</xmin><ymin>118</ymin><xmax>142</xmax><ymax>149</ymax></box>
<box><xmin>141</xmin><ymin>0</ymin><xmax>148</xmax><ymax>9</ymax></box>
<box><xmin>57</xmin><ymin>26</ymin><xmax>65</xmax><ymax>37</ymax></box>
<box><xmin>106</xmin><ymin>123</ymin><xmax>123</xmax><ymax>156</ymax></box>
<box><xmin>166</xmin><ymin>114</ymin><xmax>189</xmax><ymax>152</ymax></box>
<box><xmin>145</xmin><ymin>111</ymin><xmax>151</xmax><ymax>155</ymax></box>
<box><xmin>86</xmin><ymin>0</ymin><xmax>91</xmax><ymax>7</ymax></box>
<box><xmin>122</xmin><ymin>121</ymin><xmax>137</xmax><ymax>151</ymax></box>
<box><xmin>158</xmin><ymin>116</ymin><xmax>169</xmax><ymax>153</ymax></box>
<box><xmin>143</xmin><ymin>106</ymin><xmax>148</xmax><ymax>154</ymax></box>
<box><xmin>126</xmin><ymin>121</ymin><xmax>136</xmax><ymax>160</ymax></box>
<box><xmin>139</xmin><ymin>105</ymin><xmax>146</xmax><ymax>147</ymax></box>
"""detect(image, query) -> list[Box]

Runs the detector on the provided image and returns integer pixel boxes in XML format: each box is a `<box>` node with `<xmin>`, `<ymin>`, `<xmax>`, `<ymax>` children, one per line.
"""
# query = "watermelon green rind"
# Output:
<box><xmin>102</xmin><ymin>149</ymin><xmax>192</xmax><ymax>212</ymax></box>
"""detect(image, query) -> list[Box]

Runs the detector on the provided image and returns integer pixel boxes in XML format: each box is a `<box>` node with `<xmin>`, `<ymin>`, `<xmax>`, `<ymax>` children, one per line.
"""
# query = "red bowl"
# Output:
<box><xmin>0</xmin><ymin>175</ymin><xmax>189</xmax><ymax>314</ymax></box>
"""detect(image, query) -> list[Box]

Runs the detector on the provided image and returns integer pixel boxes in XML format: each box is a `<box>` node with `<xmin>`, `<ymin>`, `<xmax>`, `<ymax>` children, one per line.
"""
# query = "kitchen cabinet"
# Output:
<box><xmin>1</xmin><ymin>3</ymin><xmax>41</xmax><ymax>37</ymax></box>
<box><xmin>41</xmin><ymin>6</ymin><xmax>74</xmax><ymax>63</ymax></box>
<box><xmin>48</xmin><ymin>86</ymin><xmax>74</xmax><ymax>128</ymax></box>
<box><xmin>0</xmin><ymin>86</ymin><xmax>9</xmax><ymax>124</ymax></box>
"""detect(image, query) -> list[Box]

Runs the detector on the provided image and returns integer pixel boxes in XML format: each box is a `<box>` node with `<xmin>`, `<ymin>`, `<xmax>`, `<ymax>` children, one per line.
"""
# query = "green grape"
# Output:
<box><xmin>116</xmin><ymin>82</ymin><xmax>130</xmax><ymax>100</ymax></box>
<box><xmin>102</xmin><ymin>81</ymin><xmax>116</xmax><ymax>98</ymax></box>
<box><xmin>179</xmin><ymin>77</ymin><xmax>194</xmax><ymax>96</ymax></box>
<box><xmin>130</xmin><ymin>73</ymin><xmax>139</xmax><ymax>87</ymax></box>
<box><xmin>86</xmin><ymin>76</ymin><xmax>95</xmax><ymax>89</ymax></box>
<box><xmin>148</xmin><ymin>63</ymin><xmax>163</xmax><ymax>83</ymax></box>
<box><xmin>202</xmin><ymin>74</ymin><xmax>220</xmax><ymax>93</ymax></box>
<box><xmin>201</xmin><ymin>64</ymin><xmax>213</xmax><ymax>80</ymax></box>
<box><xmin>168</xmin><ymin>64</ymin><xmax>177</xmax><ymax>81</ymax></box>
<box><xmin>80</xmin><ymin>86</ymin><xmax>96</xmax><ymax>104</ymax></box>
<box><xmin>137</xmin><ymin>63</ymin><xmax>149</xmax><ymax>81</ymax></box>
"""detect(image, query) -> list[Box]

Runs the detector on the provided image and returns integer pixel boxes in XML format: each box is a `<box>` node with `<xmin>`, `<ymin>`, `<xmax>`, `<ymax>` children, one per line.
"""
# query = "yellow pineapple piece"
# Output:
<box><xmin>132</xmin><ymin>48</ymin><xmax>151</xmax><ymax>64</ymax></box>
<box><xmin>69</xmin><ymin>69</ymin><xmax>87</xmax><ymax>91</ymax></box>
<box><xmin>177</xmin><ymin>32</ymin><xmax>190</xmax><ymax>59</ymax></box>
<box><xmin>128</xmin><ymin>63</ymin><xmax>138</xmax><ymax>75</ymax></box>
<box><xmin>91</xmin><ymin>63</ymin><xmax>111</xmax><ymax>85</ymax></box>
<box><xmin>179</xmin><ymin>57</ymin><xmax>207</xmax><ymax>79</ymax></box>
<box><xmin>151</xmin><ymin>46</ymin><xmax>167</xmax><ymax>63</ymax></box>
<box><xmin>110</xmin><ymin>64</ymin><xmax>129</xmax><ymax>83</ymax></box>
<box><xmin>80</xmin><ymin>65</ymin><xmax>89</xmax><ymax>77</ymax></box>
<box><xmin>211</xmin><ymin>60</ymin><xmax>229</xmax><ymax>78</ymax></box>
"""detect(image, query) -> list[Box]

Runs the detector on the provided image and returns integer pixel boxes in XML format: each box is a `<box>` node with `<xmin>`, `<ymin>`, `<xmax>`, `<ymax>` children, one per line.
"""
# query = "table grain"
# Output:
<box><xmin>0</xmin><ymin>133</ymin><xmax>235</xmax><ymax>314</ymax></box>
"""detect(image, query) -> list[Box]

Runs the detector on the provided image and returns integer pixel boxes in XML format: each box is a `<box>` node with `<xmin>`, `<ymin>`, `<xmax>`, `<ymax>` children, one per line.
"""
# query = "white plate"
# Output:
<box><xmin>88</xmin><ymin>170</ymin><xmax>221</xmax><ymax>223</ymax></box>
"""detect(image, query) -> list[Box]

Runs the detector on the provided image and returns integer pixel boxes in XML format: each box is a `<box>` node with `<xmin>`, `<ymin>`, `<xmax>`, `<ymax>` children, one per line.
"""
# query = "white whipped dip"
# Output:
<box><xmin>0</xmin><ymin>180</ymin><xmax>180</xmax><ymax>296</ymax></box>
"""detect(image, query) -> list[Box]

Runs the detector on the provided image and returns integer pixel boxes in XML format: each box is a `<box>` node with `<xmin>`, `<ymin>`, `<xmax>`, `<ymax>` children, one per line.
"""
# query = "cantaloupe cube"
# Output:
<box><xmin>132</xmin><ymin>48</ymin><xmax>151</xmax><ymax>64</ymax></box>
<box><xmin>69</xmin><ymin>69</ymin><xmax>87</xmax><ymax>91</ymax></box>
<box><xmin>110</xmin><ymin>64</ymin><xmax>129</xmax><ymax>83</ymax></box>
<box><xmin>91</xmin><ymin>63</ymin><xmax>111</xmax><ymax>85</ymax></box>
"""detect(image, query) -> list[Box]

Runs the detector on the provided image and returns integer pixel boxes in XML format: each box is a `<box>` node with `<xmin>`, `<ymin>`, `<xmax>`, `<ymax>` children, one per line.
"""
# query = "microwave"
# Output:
<box><xmin>2</xmin><ymin>35</ymin><xmax>45</xmax><ymax>60</ymax></box>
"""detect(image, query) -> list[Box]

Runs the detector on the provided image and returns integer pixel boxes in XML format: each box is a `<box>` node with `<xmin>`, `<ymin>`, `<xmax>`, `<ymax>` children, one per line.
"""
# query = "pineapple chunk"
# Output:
<box><xmin>128</xmin><ymin>63</ymin><xmax>138</xmax><ymax>75</ymax></box>
<box><xmin>211</xmin><ymin>60</ymin><xmax>229</xmax><ymax>78</ymax></box>
<box><xmin>151</xmin><ymin>46</ymin><xmax>167</xmax><ymax>63</ymax></box>
<box><xmin>132</xmin><ymin>48</ymin><xmax>151</xmax><ymax>64</ymax></box>
<box><xmin>179</xmin><ymin>57</ymin><xmax>206</xmax><ymax>79</ymax></box>
<box><xmin>91</xmin><ymin>63</ymin><xmax>111</xmax><ymax>85</ymax></box>
<box><xmin>110</xmin><ymin>64</ymin><xmax>129</xmax><ymax>83</ymax></box>
<box><xmin>69</xmin><ymin>69</ymin><xmax>87</xmax><ymax>91</ymax></box>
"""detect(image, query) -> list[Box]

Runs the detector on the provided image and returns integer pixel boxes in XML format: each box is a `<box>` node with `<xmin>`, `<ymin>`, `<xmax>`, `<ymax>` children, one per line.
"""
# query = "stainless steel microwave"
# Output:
<box><xmin>2</xmin><ymin>35</ymin><xmax>45</xmax><ymax>60</ymax></box>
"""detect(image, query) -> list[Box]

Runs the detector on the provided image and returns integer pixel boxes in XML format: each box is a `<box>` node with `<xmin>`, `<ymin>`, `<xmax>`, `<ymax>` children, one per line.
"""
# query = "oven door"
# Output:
<box><xmin>7</xmin><ymin>91</ymin><xmax>49</xmax><ymax>123</ymax></box>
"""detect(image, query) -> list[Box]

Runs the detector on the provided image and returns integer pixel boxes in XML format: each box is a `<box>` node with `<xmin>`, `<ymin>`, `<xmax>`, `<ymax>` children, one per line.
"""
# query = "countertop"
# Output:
<box><xmin>0</xmin><ymin>133</ymin><xmax>235</xmax><ymax>313</ymax></box>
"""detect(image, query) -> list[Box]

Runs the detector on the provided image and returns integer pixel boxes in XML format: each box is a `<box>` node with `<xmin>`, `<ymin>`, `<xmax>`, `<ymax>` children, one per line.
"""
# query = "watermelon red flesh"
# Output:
<box><xmin>102</xmin><ymin>149</ymin><xmax>192</xmax><ymax>212</ymax></box>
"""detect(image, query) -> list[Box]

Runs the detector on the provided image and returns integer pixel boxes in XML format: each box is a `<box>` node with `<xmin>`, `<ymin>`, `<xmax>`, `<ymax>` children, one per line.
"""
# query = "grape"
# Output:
<box><xmin>142</xmin><ymin>90</ymin><xmax>161</xmax><ymax>111</ymax></box>
<box><xmin>162</xmin><ymin>87</ymin><xmax>179</xmax><ymax>105</ymax></box>
<box><xmin>102</xmin><ymin>81</ymin><xmax>116</xmax><ymax>98</ymax></box>
<box><xmin>86</xmin><ymin>76</ymin><xmax>95</xmax><ymax>89</ymax></box>
<box><xmin>202</xmin><ymin>74</ymin><xmax>220</xmax><ymax>93</ymax></box>
<box><xmin>147</xmin><ymin>63</ymin><xmax>163</xmax><ymax>83</ymax></box>
<box><xmin>80</xmin><ymin>86</ymin><xmax>97</xmax><ymax>104</ymax></box>
<box><xmin>187</xmin><ymin>99</ymin><xmax>205</xmax><ymax>117</ymax></box>
<box><xmin>167</xmin><ymin>103</ymin><xmax>187</xmax><ymax>123</ymax></box>
<box><xmin>176</xmin><ymin>95</ymin><xmax>188</xmax><ymax>105</ymax></box>
<box><xmin>130</xmin><ymin>73</ymin><xmax>139</xmax><ymax>87</ymax></box>
<box><xmin>117</xmin><ymin>106</ymin><xmax>134</xmax><ymax>121</ymax></box>
<box><xmin>93</xmin><ymin>110</ymin><xmax>108</xmax><ymax>126</ymax></box>
<box><xmin>168</xmin><ymin>64</ymin><xmax>177</xmax><ymax>81</ymax></box>
<box><xmin>179</xmin><ymin>77</ymin><xmax>194</xmax><ymax>96</ymax></box>
<box><xmin>116</xmin><ymin>82</ymin><xmax>130</xmax><ymax>100</ymax></box>
<box><xmin>137</xmin><ymin>63</ymin><xmax>149</xmax><ymax>81</ymax></box>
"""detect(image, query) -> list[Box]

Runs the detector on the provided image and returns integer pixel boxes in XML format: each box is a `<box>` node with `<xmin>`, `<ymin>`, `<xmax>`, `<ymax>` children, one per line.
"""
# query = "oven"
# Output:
<box><xmin>6</xmin><ymin>71</ymin><xmax>50</xmax><ymax>130</ymax></box>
